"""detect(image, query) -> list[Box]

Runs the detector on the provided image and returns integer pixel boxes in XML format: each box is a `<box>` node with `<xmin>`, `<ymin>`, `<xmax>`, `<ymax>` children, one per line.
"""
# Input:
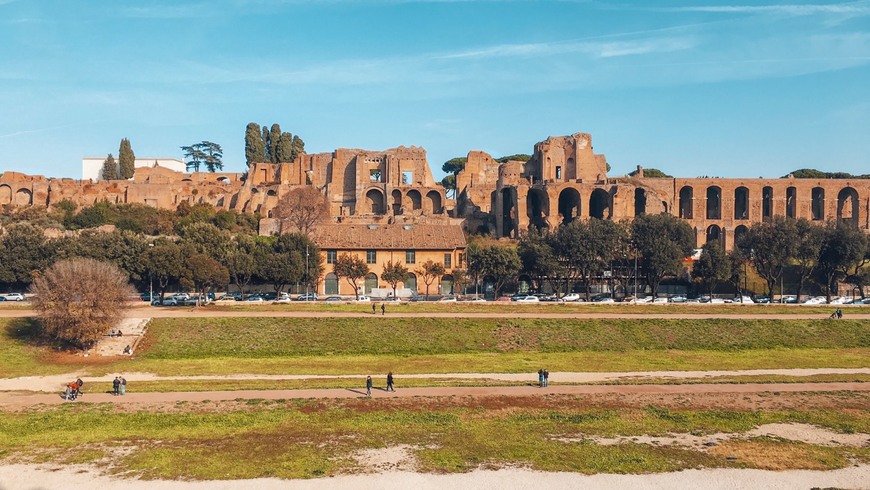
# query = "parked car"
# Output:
<box><xmin>755</xmin><ymin>296</ymin><xmax>771</xmax><ymax>304</ymax></box>
<box><xmin>829</xmin><ymin>296</ymin><xmax>853</xmax><ymax>305</ymax></box>
<box><xmin>438</xmin><ymin>296</ymin><xmax>458</xmax><ymax>302</ymax></box>
<box><xmin>354</xmin><ymin>295</ymin><xmax>372</xmax><ymax>302</ymax></box>
<box><xmin>562</xmin><ymin>293</ymin><xmax>581</xmax><ymax>302</ymax></box>
<box><xmin>324</xmin><ymin>296</ymin><xmax>343</xmax><ymax>302</ymax></box>
<box><xmin>516</xmin><ymin>295</ymin><xmax>540</xmax><ymax>303</ymax></box>
<box><xmin>244</xmin><ymin>296</ymin><xmax>266</xmax><ymax>303</ymax></box>
<box><xmin>152</xmin><ymin>297</ymin><xmax>178</xmax><ymax>306</ymax></box>
<box><xmin>273</xmin><ymin>293</ymin><xmax>292</xmax><ymax>303</ymax></box>
<box><xmin>510</xmin><ymin>293</ymin><xmax>528</xmax><ymax>302</ymax></box>
<box><xmin>296</xmin><ymin>293</ymin><xmax>318</xmax><ymax>301</ymax></box>
<box><xmin>802</xmin><ymin>296</ymin><xmax>827</xmax><ymax>305</ymax></box>
<box><xmin>495</xmin><ymin>296</ymin><xmax>513</xmax><ymax>302</ymax></box>
<box><xmin>593</xmin><ymin>295</ymin><xmax>615</xmax><ymax>303</ymax></box>
<box><xmin>735</xmin><ymin>296</ymin><xmax>755</xmax><ymax>304</ymax></box>
<box><xmin>669</xmin><ymin>295</ymin><xmax>687</xmax><ymax>303</ymax></box>
<box><xmin>780</xmin><ymin>295</ymin><xmax>798</xmax><ymax>304</ymax></box>
<box><xmin>652</xmin><ymin>297</ymin><xmax>668</xmax><ymax>304</ymax></box>
<box><xmin>465</xmin><ymin>296</ymin><xmax>487</xmax><ymax>302</ymax></box>
<box><xmin>5</xmin><ymin>293</ymin><xmax>25</xmax><ymax>302</ymax></box>
<box><xmin>215</xmin><ymin>294</ymin><xmax>239</xmax><ymax>302</ymax></box>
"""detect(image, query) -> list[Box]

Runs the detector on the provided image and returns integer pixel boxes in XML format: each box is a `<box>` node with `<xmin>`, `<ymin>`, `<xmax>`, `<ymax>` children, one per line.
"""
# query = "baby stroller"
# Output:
<box><xmin>63</xmin><ymin>379</ymin><xmax>84</xmax><ymax>401</ymax></box>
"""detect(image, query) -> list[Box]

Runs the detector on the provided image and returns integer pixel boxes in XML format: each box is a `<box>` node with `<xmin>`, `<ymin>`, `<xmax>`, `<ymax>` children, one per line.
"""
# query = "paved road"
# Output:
<box><xmin>4</xmin><ymin>382</ymin><xmax>868</xmax><ymax>409</ymax></box>
<box><xmin>1</xmin><ymin>308</ymin><xmax>868</xmax><ymax>320</ymax></box>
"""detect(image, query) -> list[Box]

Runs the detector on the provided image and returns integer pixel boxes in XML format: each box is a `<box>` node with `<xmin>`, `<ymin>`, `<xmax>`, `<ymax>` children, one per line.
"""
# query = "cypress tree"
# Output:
<box><xmin>262</xmin><ymin>126</ymin><xmax>271</xmax><ymax>163</ymax></box>
<box><xmin>269</xmin><ymin>124</ymin><xmax>282</xmax><ymax>163</ymax></box>
<box><xmin>118</xmin><ymin>138</ymin><xmax>135</xmax><ymax>179</ymax></box>
<box><xmin>291</xmin><ymin>135</ymin><xmax>305</xmax><ymax>159</ymax></box>
<box><xmin>101</xmin><ymin>153</ymin><xmax>118</xmax><ymax>180</ymax></box>
<box><xmin>244</xmin><ymin>122</ymin><xmax>265</xmax><ymax>165</ymax></box>
<box><xmin>275</xmin><ymin>132</ymin><xmax>294</xmax><ymax>163</ymax></box>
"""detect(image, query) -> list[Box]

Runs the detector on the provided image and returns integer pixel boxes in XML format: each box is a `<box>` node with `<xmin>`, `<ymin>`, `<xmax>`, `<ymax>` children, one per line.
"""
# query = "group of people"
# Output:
<box><xmin>371</xmin><ymin>303</ymin><xmax>386</xmax><ymax>315</ymax></box>
<box><xmin>365</xmin><ymin>372</ymin><xmax>395</xmax><ymax>396</ymax></box>
<box><xmin>538</xmin><ymin>369</ymin><xmax>550</xmax><ymax>387</ymax></box>
<box><xmin>112</xmin><ymin>375</ymin><xmax>127</xmax><ymax>395</ymax></box>
<box><xmin>64</xmin><ymin>378</ymin><xmax>84</xmax><ymax>400</ymax></box>
<box><xmin>107</xmin><ymin>329</ymin><xmax>123</xmax><ymax>337</ymax></box>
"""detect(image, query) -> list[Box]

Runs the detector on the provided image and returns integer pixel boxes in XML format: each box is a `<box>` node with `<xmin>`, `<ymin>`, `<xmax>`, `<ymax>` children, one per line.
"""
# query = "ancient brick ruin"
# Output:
<box><xmin>1</xmin><ymin>133</ymin><xmax>868</xmax><ymax>251</ymax></box>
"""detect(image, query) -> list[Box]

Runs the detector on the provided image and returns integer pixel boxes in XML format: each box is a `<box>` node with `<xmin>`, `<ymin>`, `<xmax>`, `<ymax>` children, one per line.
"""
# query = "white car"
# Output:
<box><xmin>735</xmin><ymin>296</ymin><xmax>755</xmax><ymax>304</ymax></box>
<box><xmin>273</xmin><ymin>294</ymin><xmax>292</xmax><ymax>303</ymax></box>
<box><xmin>516</xmin><ymin>295</ymin><xmax>540</xmax><ymax>303</ymax></box>
<box><xmin>354</xmin><ymin>295</ymin><xmax>372</xmax><ymax>302</ymax></box>
<box><xmin>802</xmin><ymin>296</ymin><xmax>827</xmax><ymax>305</ymax></box>
<box><xmin>439</xmin><ymin>296</ymin><xmax>458</xmax><ymax>302</ymax></box>
<box><xmin>652</xmin><ymin>297</ymin><xmax>668</xmax><ymax>304</ymax></box>
<box><xmin>562</xmin><ymin>293</ymin><xmax>580</xmax><ymax>302</ymax></box>
<box><xmin>244</xmin><ymin>296</ymin><xmax>265</xmax><ymax>302</ymax></box>
<box><xmin>5</xmin><ymin>293</ymin><xmax>25</xmax><ymax>301</ymax></box>
<box><xmin>829</xmin><ymin>296</ymin><xmax>852</xmax><ymax>305</ymax></box>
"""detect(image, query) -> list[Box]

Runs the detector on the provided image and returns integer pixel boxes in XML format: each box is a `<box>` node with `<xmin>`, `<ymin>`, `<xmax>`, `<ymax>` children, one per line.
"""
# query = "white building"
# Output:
<box><xmin>82</xmin><ymin>157</ymin><xmax>187</xmax><ymax>181</ymax></box>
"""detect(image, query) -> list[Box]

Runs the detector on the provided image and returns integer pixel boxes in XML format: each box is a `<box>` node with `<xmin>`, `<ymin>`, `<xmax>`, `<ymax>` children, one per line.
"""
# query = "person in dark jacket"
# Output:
<box><xmin>112</xmin><ymin>376</ymin><xmax>120</xmax><ymax>396</ymax></box>
<box><xmin>386</xmin><ymin>372</ymin><xmax>395</xmax><ymax>392</ymax></box>
<box><xmin>366</xmin><ymin>376</ymin><xmax>372</xmax><ymax>397</ymax></box>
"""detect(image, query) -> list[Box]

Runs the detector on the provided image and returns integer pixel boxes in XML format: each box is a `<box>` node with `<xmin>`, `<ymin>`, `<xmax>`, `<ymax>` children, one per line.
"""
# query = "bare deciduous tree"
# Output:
<box><xmin>30</xmin><ymin>258</ymin><xmax>135</xmax><ymax>349</ymax></box>
<box><xmin>272</xmin><ymin>187</ymin><xmax>329</xmax><ymax>236</ymax></box>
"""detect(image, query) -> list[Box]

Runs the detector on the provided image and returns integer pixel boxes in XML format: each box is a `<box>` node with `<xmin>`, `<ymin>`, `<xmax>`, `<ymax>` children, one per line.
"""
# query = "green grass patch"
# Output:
<box><xmin>0</xmin><ymin>403</ymin><xmax>866</xmax><ymax>479</ymax></box>
<box><xmin>0</xmin><ymin>318</ymin><xmax>72</xmax><ymax>378</ymax></box>
<box><xmin>141</xmin><ymin>317</ymin><xmax>870</xmax><ymax>359</ymax></box>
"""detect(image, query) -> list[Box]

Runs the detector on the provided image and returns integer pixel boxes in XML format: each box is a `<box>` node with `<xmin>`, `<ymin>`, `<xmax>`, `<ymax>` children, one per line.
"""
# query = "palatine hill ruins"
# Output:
<box><xmin>1</xmin><ymin>132</ymin><xmax>868</xmax><ymax>251</ymax></box>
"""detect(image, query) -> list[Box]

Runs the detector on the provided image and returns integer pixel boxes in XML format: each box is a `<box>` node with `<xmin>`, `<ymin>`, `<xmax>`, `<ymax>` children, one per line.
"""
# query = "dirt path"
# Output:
<box><xmin>3</xmin><ymin>368</ymin><xmax>869</xmax><ymax>393</ymax></box>
<box><xmin>1</xmin><ymin>308</ymin><xmax>868</xmax><ymax>320</ymax></box>
<box><xmin>3</xmin><ymin>382</ymin><xmax>868</xmax><ymax>409</ymax></box>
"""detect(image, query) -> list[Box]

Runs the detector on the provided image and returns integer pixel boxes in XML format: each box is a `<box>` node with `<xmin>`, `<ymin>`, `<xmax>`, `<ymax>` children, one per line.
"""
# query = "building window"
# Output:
<box><xmin>326</xmin><ymin>250</ymin><xmax>336</xmax><ymax>264</ymax></box>
<box><xmin>444</xmin><ymin>253</ymin><xmax>452</xmax><ymax>269</ymax></box>
<box><xmin>555</xmin><ymin>166</ymin><xmax>562</xmax><ymax>179</ymax></box>
<box><xmin>366</xmin><ymin>250</ymin><xmax>377</xmax><ymax>264</ymax></box>
<box><xmin>405</xmin><ymin>250</ymin><xmax>416</xmax><ymax>264</ymax></box>
<box><xmin>458</xmin><ymin>253</ymin><xmax>465</xmax><ymax>268</ymax></box>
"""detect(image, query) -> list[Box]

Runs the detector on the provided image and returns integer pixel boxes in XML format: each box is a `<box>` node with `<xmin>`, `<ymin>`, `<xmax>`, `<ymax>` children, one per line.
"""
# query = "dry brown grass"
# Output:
<box><xmin>709</xmin><ymin>438</ymin><xmax>849</xmax><ymax>470</ymax></box>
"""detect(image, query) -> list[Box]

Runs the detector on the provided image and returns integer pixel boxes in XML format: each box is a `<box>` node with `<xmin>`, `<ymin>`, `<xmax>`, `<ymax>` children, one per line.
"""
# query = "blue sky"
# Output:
<box><xmin>1</xmin><ymin>0</ymin><xmax>868</xmax><ymax>181</ymax></box>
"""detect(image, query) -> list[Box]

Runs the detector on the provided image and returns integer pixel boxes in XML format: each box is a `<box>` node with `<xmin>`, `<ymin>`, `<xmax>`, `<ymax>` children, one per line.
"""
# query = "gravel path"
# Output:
<box><xmin>3</xmin><ymin>382</ymin><xmax>868</xmax><ymax>409</ymax></box>
<box><xmin>0</xmin><ymin>464</ymin><xmax>867</xmax><ymax>490</ymax></box>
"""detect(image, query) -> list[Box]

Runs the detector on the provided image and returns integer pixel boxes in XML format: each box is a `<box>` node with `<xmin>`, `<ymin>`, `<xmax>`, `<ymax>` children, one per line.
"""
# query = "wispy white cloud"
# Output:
<box><xmin>0</xmin><ymin>124</ymin><xmax>78</xmax><ymax>139</ymax></box>
<box><xmin>664</xmin><ymin>3</ymin><xmax>870</xmax><ymax>15</ymax></box>
<box><xmin>436</xmin><ymin>37</ymin><xmax>696</xmax><ymax>60</ymax></box>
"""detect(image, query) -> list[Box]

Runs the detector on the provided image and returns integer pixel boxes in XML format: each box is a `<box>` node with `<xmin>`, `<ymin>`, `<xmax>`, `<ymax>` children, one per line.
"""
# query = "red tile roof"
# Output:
<box><xmin>313</xmin><ymin>223</ymin><xmax>466</xmax><ymax>250</ymax></box>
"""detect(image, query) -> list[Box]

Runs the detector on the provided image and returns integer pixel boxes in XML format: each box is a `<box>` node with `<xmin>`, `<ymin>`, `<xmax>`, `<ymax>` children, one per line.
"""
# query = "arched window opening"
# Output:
<box><xmin>407</xmin><ymin>190</ymin><xmax>422</xmax><ymax>211</ymax></box>
<box><xmin>762</xmin><ymin>186</ymin><xmax>773</xmax><ymax>221</ymax></box>
<box><xmin>634</xmin><ymin>188</ymin><xmax>647</xmax><ymax>216</ymax></box>
<box><xmin>705</xmin><ymin>224</ymin><xmax>722</xmax><ymax>245</ymax></box>
<box><xmin>837</xmin><ymin>187</ymin><xmax>859</xmax><ymax>228</ymax></box>
<box><xmin>392</xmin><ymin>189</ymin><xmax>403</xmax><ymax>215</ymax></box>
<box><xmin>365</xmin><ymin>189</ymin><xmax>385</xmax><ymax>215</ymax></box>
<box><xmin>557</xmin><ymin>188</ymin><xmax>581</xmax><ymax>226</ymax></box>
<box><xmin>786</xmin><ymin>186</ymin><xmax>797</xmax><ymax>218</ymax></box>
<box><xmin>734</xmin><ymin>187</ymin><xmax>749</xmax><ymax>220</ymax></box>
<box><xmin>526</xmin><ymin>188</ymin><xmax>550</xmax><ymax>231</ymax></box>
<box><xmin>734</xmin><ymin>225</ymin><xmax>749</xmax><ymax>247</ymax></box>
<box><xmin>501</xmin><ymin>188</ymin><xmax>517</xmax><ymax>239</ymax></box>
<box><xmin>426</xmin><ymin>190</ymin><xmax>443</xmax><ymax>214</ymax></box>
<box><xmin>589</xmin><ymin>188</ymin><xmax>610</xmax><ymax>220</ymax></box>
<box><xmin>325</xmin><ymin>273</ymin><xmax>339</xmax><ymax>295</ymax></box>
<box><xmin>811</xmin><ymin>187</ymin><xmax>824</xmax><ymax>221</ymax></box>
<box><xmin>364</xmin><ymin>273</ymin><xmax>378</xmax><ymax>295</ymax></box>
<box><xmin>706</xmin><ymin>186</ymin><xmax>721</xmax><ymax>220</ymax></box>
<box><xmin>679</xmin><ymin>186</ymin><xmax>693</xmax><ymax>219</ymax></box>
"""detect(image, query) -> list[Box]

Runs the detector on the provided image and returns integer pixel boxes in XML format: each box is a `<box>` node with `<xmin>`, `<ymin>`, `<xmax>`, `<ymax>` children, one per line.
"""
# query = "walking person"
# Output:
<box><xmin>837</xmin><ymin>308</ymin><xmax>843</xmax><ymax>319</ymax></box>
<box><xmin>537</xmin><ymin>369</ymin><xmax>543</xmax><ymax>387</ymax></box>
<box><xmin>543</xmin><ymin>369</ymin><xmax>549</xmax><ymax>388</ymax></box>
<box><xmin>381</xmin><ymin>303</ymin><xmax>385</xmax><ymax>315</ymax></box>
<box><xmin>366</xmin><ymin>375</ymin><xmax>372</xmax><ymax>397</ymax></box>
<box><xmin>120</xmin><ymin>375</ymin><xmax>127</xmax><ymax>395</ymax></box>
<box><xmin>372</xmin><ymin>303</ymin><xmax>377</xmax><ymax>315</ymax></box>
<box><xmin>112</xmin><ymin>376</ymin><xmax>120</xmax><ymax>396</ymax></box>
<box><xmin>386</xmin><ymin>372</ymin><xmax>395</xmax><ymax>392</ymax></box>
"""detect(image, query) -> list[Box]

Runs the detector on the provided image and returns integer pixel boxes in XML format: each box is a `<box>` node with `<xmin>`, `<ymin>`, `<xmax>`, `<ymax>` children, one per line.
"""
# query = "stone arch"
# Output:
<box><xmin>14</xmin><ymin>188</ymin><xmax>32</xmax><ymax>206</ymax></box>
<box><xmin>440</xmin><ymin>274</ymin><xmax>453</xmax><ymax>295</ymax></box>
<box><xmin>734</xmin><ymin>186</ymin><xmax>749</xmax><ymax>220</ymax></box>
<box><xmin>557</xmin><ymin>187</ymin><xmax>581</xmax><ymax>226</ymax></box>
<box><xmin>705</xmin><ymin>224</ymin><xmax>722</xmax><ymax>245</ymax></box>
<box><xmin>734</xmin><ymin>225</ymin><xmax>749</xmax><ymax>246</ymax></box>
<box><xmin>706</xmin><ymin>186</ymin><xmax>721</xmax><ymax>220</ymax></box>
<box><xmin>679</xmin><ymin>186</ymin><xmax>693</xmax><ymax>219</ymax></box>
<box><xmin>407</xmin><ymin>189</ymin><xmax>422</xmax><ymax>211</ymax></box>
<box><xmin>266</xmin><ymin>189</ymin><xmax>278</xmax><ymax>197</ymax></box>
<box><xmin>501</xmin><ymin>188</ymin><xmax>517</xmax><ymax>239</ymax></box>
<box><xmin>786</xmin><ymin>186</ymin><xmax>797</xmax><ymax>218</ymax></box>
<box><xmin>391</xmin><ymin>189</ymin><xmax>403</xmax><ymax>215</ymax></box>
<box><xmin>837</xmin><ymin>187</ymin><xmax>859</xmax><ymax>227</ymax></box>
<box><xmin>217</xmin><ymin>176</ymin><xmax>231</xmax><ymax>184</ymax></box>
<box><xmin>811</xmin><ymin>187</ymin><xmax>825</xmax><ymax>221</ymax></box>
<box><xmin>364</xmin><ymin>272</ymin><xmax>378</xmax><ymax>295</ymax></box>
<box><xmin>365</xmin><ymin>189</ymin><xmax>385</xmax><ymax>215</ymax></box>
<box><xmin>0</xmin><ymin>185</ymin><xmax>12</xmax><ymax>205</ymax></box>
<box><xmin>405</xmin><ymin>273</ymin><xmax>417</xmax><ymax>294</ymax></box>
<box><xmin>634</xmin><ymin>188</ymin><xmax>647</xmax><ymax>216</ymax></box>
<box><xmin>527</xmin><ymin>188</ymin><xmax>550</xmax><ymax>230</ymax></box>
<box><xmin>762</xmin><ymin>186</ymin><xmax>773</xmax><ymax>221</ymax></box>
<box><xmin>426</xmin><ymin>190</ymin><xmax>443</xmax><ymax>214</ymax></box>
<box><xmin>325</xmin><ymin>272</ymin><xmax>339</xmax><ymax>295</ymax></box>
<box><xmin>589</xmin><ymin>188</ymin><xmax>610</xmax><ymax>220</ymax></box>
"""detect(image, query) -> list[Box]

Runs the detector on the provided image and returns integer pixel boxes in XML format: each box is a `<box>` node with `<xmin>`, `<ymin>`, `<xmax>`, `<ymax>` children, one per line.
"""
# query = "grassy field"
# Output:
<box><xmin>1</xmin><ymin>397</ymin><xmax>867</xmax><ymax>479</ymax></box>
<box><xmin>129</xmin><ymin>301</ymin><xmax>867</xmax><ymax>315</ymax></box>
<box><xmin>2</xmin><ymin>317</ymin><xmax>868</xmax><ymax>377</ymax></box>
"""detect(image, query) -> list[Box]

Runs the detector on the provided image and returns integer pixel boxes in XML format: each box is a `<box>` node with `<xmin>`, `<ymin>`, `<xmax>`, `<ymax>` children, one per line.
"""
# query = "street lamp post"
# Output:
<box><xmin>148</xmin><ymin>243</ymin><xmax>154</xmax><ymax>304</ymax></box>
<box><xmin>305</xmin><ymin>244</ymin><xmax>310</xmax><ymax>301</ymax></box>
